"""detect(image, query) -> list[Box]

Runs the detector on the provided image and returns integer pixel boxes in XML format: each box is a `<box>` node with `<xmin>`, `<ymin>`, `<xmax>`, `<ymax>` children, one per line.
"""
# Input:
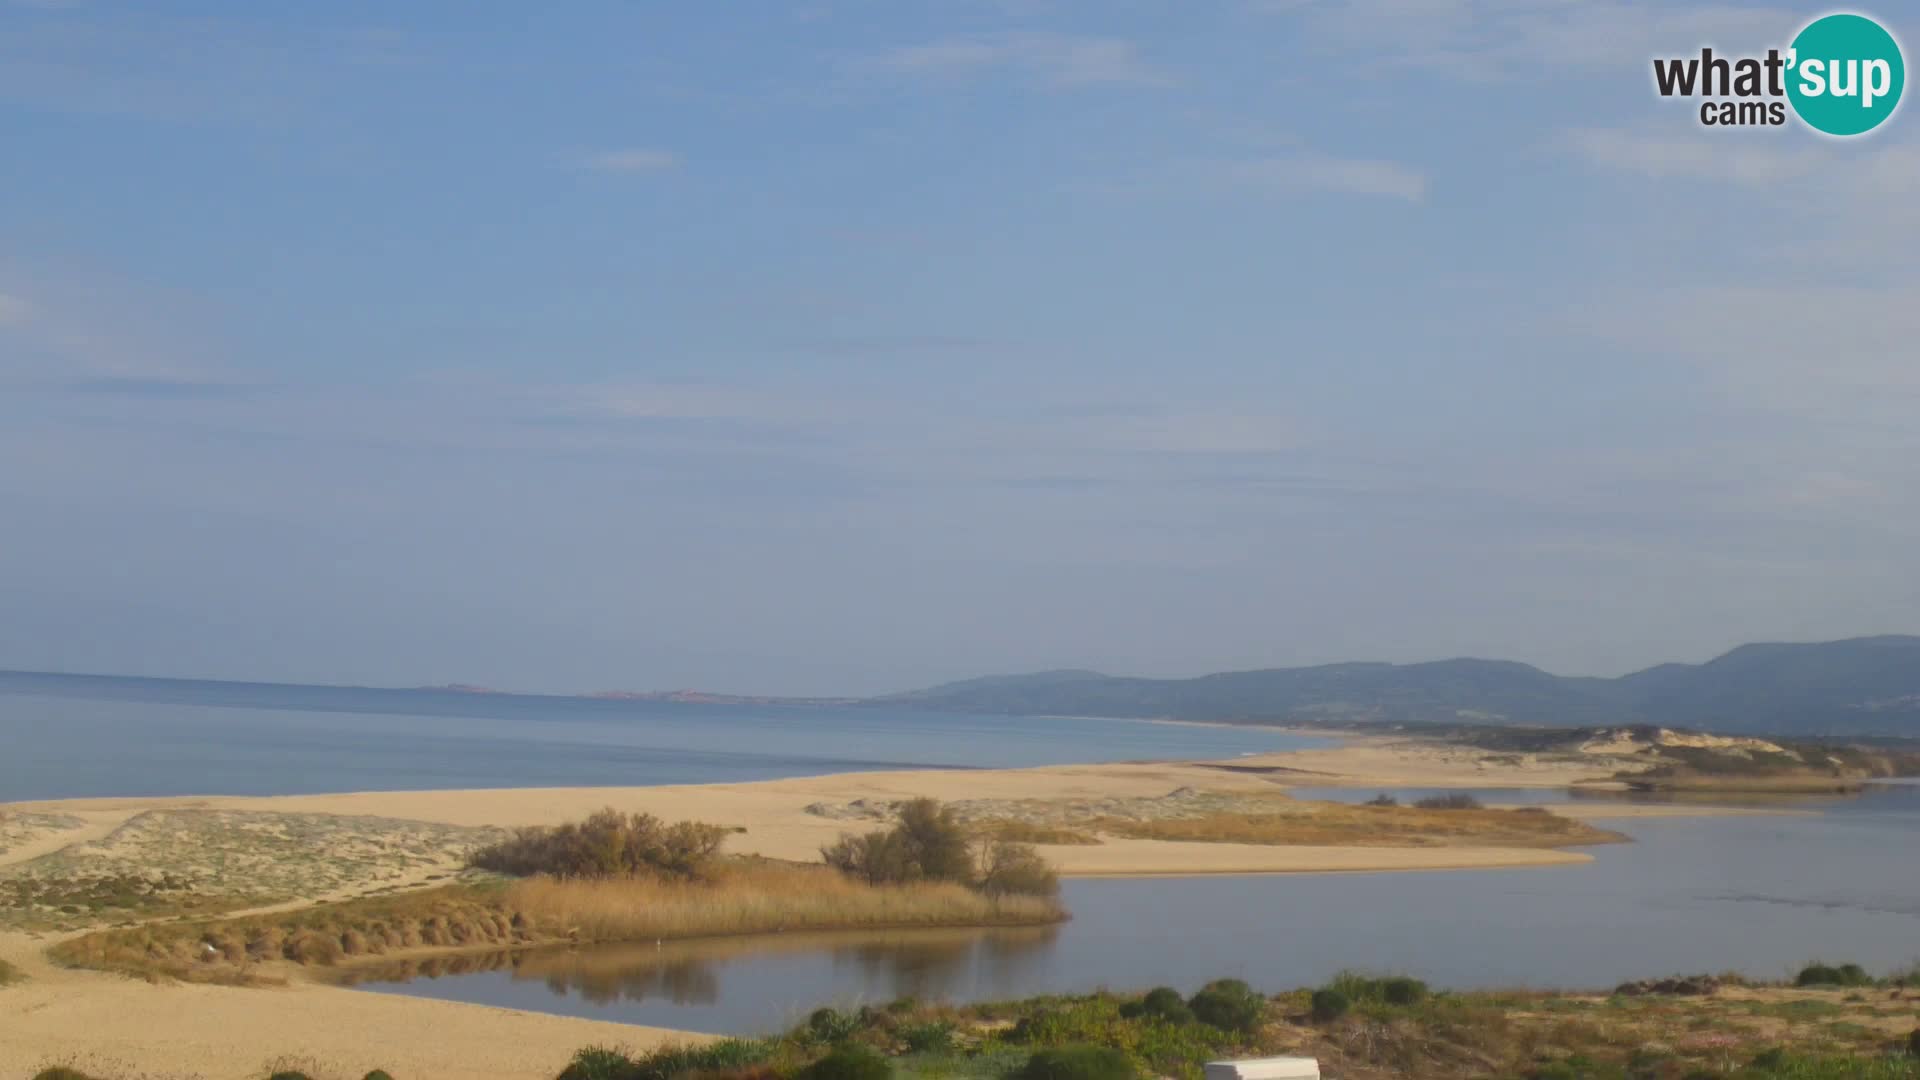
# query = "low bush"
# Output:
<box><xmin>800</xmin><ymin>1044</ymin><xmax>892</xmax><ymax>1080</ymax></box>
<box><xmin>363</xmin><ymin>1072</ymin><xmax>395</xmax><ymax>1080</ymax></box>
<box><xmin>898</xmin><ymin>1019</ymin><xmax>956</xmax><ymax>1053</ymax></box>
<box><xmin>32</xmin><ymin>1070</ymin><xmax>104</xmax><ymax>1080</ymax></box>
<box><xmin>1310</xmin><ymin>988</ymin><xmax>1351</xmax><ymax>1023</ymax></box>
<box><xmin>1189</xmin><ymin>978</ymin><xmax>1265</xmax><ymax>1032</ymax></box>
<box><xmin>808</xmin><ymin>1007</ymin><xmax>862</xmax><ymax>1044</ymax></box>
<box><xmin>1119</xmin><ymin>986</ymin><xmax>1194</xmax><ymax>1025</ymax></box>
<box><xmin>557</xmin><ymin>1047</ymin><xmax>637</xmax><ymax>1080</ymax></box>
<box><xmin>1325</xmin><ymin>970</ymin><xmax>1431</xmax><ymax>1008</ymax></box>
<box><xmin>1365</xmin><ymin>794</ymin><xmax>1400</xmax><ymax>807</ymax></box>
<box><xmin>557</xmin><ymin>1040</ymin><xmax>775</xmax><ymax>1080</ymax></box>
<box><xmin>1013</xmin><ymin>1045</ymin><xmax>1137</xmax><ymax>1080</ymax></box>
<box><xmin>1796</xmin><ymin>962</ymin><xmax>1874</xmax><ymax>988</ymax></box>
<box><xmin>469</xmin><ymin>808</ymin><xmax>729</xmax><ymax>880</ymax></box>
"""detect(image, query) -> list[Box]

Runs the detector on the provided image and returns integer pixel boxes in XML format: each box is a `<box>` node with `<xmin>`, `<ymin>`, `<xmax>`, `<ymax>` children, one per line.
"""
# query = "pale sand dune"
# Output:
<box><xmin>4</xmin><ymin>738</ymin><xmax>1719</xmax><ymax>879</ymax></box>
<box><xmin>0</xmin><ymin>737</ymin><xmax>1784</xmax><ymax>1078</ymax></box>
<box><xmin>0</xmin><ymin>933</ymin><xmax>704</xmax><ymax>1080</ymax></box>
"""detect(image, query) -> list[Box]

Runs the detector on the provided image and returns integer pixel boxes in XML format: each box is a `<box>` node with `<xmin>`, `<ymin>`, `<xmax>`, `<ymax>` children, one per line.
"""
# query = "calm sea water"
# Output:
<box><xmin>350</xmin><ymin>784</ymin><xmax>1920</xmax><ymax>1034</ymax></box>
<box><xmin>0</xmin><ymin>673</ymin><xmax>1324</xmax><ymax>801</ymax></box>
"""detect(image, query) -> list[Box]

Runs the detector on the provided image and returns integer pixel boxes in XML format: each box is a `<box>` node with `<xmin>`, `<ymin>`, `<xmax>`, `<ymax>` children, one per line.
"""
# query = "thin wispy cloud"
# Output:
<box><xmin>871</xmin><ymin>32</ymin><xmax>1168</xmax><ymax>87</ymax></box>
<box><xmin>580</xmin><ymin>148</ymin><xmax>680</xmax><ymax>174</ymax></box>
<box><xmin>1563</xmin><ymin>128</ymin><xmax>1820</xmax><ymax>186</ymax></box>
<box><xmin>1211</xmin><ymin>153</ymin><xmax>1429</xmax><ymax>201</ymax></box>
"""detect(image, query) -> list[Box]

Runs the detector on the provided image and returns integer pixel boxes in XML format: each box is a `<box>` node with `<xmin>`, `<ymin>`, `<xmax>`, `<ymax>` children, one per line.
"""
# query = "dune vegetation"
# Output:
<box><xmin>21</xmin><ymin>962</ymin><xmax>1920</xmax><ymax>1079</ymax></box>
<box><xmin>545</xmin><ymin>967</ymin><xmax>1920</xmax><ymax>1080</ymax></box>
<box><xmin>1088</xmin><ymin>800</ymin><xmax>1625</xmax><ymax>850</ymax></box>
<box><xmin>49</xmin><ymin>805</ymin><xmax>1066</xmax><ymax>984</ymax></box>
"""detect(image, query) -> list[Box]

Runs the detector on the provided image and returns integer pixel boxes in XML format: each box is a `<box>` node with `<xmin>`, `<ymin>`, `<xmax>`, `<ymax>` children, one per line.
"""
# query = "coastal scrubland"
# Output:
<box><xmin>49</xmin><ymin>805</ymin><xmax>1066</xmax><ymax>985</ymax></box>
<box><xmin>23</xmin><ymin>964</ymin><xmax>1920</xmax><ymax>1080</ymax></box>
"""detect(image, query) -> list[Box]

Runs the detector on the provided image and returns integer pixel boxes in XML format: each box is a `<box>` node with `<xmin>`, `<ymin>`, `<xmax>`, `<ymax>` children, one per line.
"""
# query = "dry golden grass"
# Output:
<box><xmin>50</xmin><ymin>860</ymin><xmax>1065</xmax><ymax>983</ymax></box>
<box><xmin>969</xmin><ymin>821</ymin><xmax>1103</xmax><ymax>846</ymax></box>
<box><xmin>506</xmin><ymin>861</ymin><xmax>1063</xmax><ymax>940</ymax></box>
<box><xmin>1092</xmin><ymin>803</ymin><xmax>1626</xmax><ymax>849</ymax></box>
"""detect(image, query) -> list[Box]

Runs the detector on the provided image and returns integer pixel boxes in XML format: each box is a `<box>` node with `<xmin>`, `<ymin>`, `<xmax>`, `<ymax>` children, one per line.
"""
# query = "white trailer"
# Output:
<box><xmin>1203</xmin><ymin>1057</ymin><xmax>1321</xmax><ymax>1080</ymax></box>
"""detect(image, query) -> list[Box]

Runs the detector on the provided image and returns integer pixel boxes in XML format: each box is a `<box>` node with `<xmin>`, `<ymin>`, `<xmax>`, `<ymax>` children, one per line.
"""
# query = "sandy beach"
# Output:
<box><xmin>0</xmin><ymin>736</ymin><xmax>1809</xmax><ymax>1080</ymax></box>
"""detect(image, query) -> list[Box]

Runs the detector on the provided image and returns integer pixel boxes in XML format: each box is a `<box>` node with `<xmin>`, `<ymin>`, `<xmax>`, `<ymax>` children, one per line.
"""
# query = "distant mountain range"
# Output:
<box><xmin>3</xmin><ymin>636</ymin><xmax>1917</xmax><ymax>739</ymax></box>
<box><xmin>878</xmin><ymin>636</ymin><xmax>1920</xmax><ymax>738</ymax></box>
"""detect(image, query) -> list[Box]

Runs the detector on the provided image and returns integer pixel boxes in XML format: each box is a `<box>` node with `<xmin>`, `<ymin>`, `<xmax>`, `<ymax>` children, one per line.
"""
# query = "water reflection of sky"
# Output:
<box><xmin>356</xmin><ymin>785</ymin><xmax>1920</xmax><ymax>1035</ymax></box>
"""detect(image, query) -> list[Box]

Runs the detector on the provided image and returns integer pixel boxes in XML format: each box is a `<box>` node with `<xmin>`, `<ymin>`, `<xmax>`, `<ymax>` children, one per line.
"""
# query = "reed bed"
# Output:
<box><xmin>50</xmin><ymin>861</ymin><xmax>1065</xmax><ymax>983</ymax></box>
<box><xmin>505</xmin><ymin>862</ymin><xmax>1064</xmax><ymax>941</ymax></box>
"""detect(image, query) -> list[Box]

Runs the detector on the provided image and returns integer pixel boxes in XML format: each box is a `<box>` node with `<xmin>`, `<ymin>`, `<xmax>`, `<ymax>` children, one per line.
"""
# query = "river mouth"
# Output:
<box><xmin>345</xmin><ymin>784</ymin><xmax>1920</xmax><ymax>1036</ymax></box>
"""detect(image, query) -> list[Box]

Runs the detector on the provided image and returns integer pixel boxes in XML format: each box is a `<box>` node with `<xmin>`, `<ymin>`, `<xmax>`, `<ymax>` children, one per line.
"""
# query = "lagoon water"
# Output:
<box><xmin>5</xmin><ymin>671</ymin><xmax>1918</xmax><ymax>1035</ymax></box>
<box><xmin>349</xmin><ymin>785</ymin><xmax>1920</xmax><ymax>1033</ymax></box>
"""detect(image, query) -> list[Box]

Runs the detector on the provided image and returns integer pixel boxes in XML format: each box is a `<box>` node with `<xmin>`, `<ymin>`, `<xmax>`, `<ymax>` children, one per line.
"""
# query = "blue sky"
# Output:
<box><xmin>2</xmin><ymin>1</ymin><xmax>1916</xmax><ymax>695</ymax></box>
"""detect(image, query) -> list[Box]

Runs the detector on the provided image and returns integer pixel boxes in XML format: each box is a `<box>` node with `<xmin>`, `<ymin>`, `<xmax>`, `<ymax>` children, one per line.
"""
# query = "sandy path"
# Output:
<box><xmin>0</xmin><ymin>810</ymin><xmax>141</xmax><ymax>869</ymax></box>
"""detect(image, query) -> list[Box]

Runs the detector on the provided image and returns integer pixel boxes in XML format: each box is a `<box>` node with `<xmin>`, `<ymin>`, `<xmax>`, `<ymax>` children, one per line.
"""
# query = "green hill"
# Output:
<box><xmin>881</xmin><ymin>636</ymin><xmax>1920</xmax><ymax>738</ymax></box>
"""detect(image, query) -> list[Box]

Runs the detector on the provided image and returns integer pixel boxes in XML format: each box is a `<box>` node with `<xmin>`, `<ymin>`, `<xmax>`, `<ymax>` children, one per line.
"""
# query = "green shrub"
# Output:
<box><xmin>1379</xmin><ymin>975</ymin><xmax>1429</xmax><ymax>1006</ymax></box>
<box><xmin>1796</xmin><ymin>962</ymin><xmax>1874</xmax><ymax>987</ymax></box>
<box><xmin>899</xmin><ymin>1019</ymin><xmax>956</xmax><ymax>1053</ymax></box>
<box><xmin>1910</xmin><ymin>1029</ymin><xmax>1920</xmax><ymax>1057</ymax></box>
<box><xmin>267</xmin><ymin>1073</ymin><xmax>315</xmax><ymax>1080</ymax></box>
<box><xmin>801</xmin><ymin>1044</ymin><xmax>893</xmax><ymax>1080</ymax></box>
<box><xmin>1188</xmin><ymin>979</ymin><xmax>1264</xmax><ymax>1032</ymax></box>
<box><xmin>808</xmin><ymin>1007</ymin><xmax>862</xmax><ymax>1044</ymax></box>
<box><xmin>1309</xmin><ymin>988</ymin><xmax>1351</xmax><ymax>1023</ymax></box>
<box><xmin>557</xmin><ymin>1046</ymin><xmax>635</xmax><ymax>1080</ymax></box>
<box><xmin>33</xmin><ymin>1070</ymin><xmax>105</xmax><ymax>1080</ymax></box>
<box><xmin>364</xmin><ymin>1072</ymin><xmax>396</xmax><ymax>1080</ymax></box>
<box><xmin>577</xmin><ymin>1040</ymin><xmax>773</xmax><ymax>1080</ymax></box>
<box><xmin>1013</xmin><ymin>1045</ymin><xmax>1137</xmax><ymax>1080</ymax></box>
<box><xmin>1119</xmin><ymin>986</ymin><xmax>1195</xmax><ymax>1025</ymax></box>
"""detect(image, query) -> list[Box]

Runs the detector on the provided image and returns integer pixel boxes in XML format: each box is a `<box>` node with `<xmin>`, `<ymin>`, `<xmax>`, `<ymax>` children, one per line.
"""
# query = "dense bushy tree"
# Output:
<box><xmin>823</xmin><ymin>798</ymin><xmax>1057</xmax><ymax>898</ymax></box>
<box><xmin>469</xmin><ymin>808</ymin><xmax>728</xmax><ymax>880</ymax></box>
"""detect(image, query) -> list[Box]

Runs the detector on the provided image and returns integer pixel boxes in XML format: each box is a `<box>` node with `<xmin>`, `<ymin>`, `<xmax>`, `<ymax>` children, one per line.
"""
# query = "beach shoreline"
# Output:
<box><xmin>0</xmin><ymin>735</ymin><xmax>1831</xmax><ymax>1080</ymax></box>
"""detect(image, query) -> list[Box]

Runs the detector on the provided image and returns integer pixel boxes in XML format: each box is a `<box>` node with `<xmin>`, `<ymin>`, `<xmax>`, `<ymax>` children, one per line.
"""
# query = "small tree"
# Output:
<box><xmin>978</xmin><ymin>839</ymin><xmax>1060</xmax><ymax>898</ymax></box>
<box><xmin>822</xmin><ymin>831</ymin><xmax>915</xmax><ymax>886</ymax></box>
<box><xmin>895</xmin><ymin>799</ymin><xmax>974</xmax><ymax>883</ymax></box>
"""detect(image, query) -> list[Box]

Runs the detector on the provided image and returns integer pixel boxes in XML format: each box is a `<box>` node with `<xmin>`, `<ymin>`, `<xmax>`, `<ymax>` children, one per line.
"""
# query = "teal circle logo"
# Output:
<box><xmin>1787</xmin><ymin>13</ymin><xmax>1905</xmax><ymax>136</ymax></box>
